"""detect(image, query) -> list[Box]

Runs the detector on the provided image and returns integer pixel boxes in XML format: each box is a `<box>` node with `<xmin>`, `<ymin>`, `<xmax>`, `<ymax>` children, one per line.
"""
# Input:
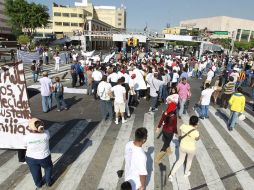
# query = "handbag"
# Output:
<box><xmin>178</xmin><ymin>129</ymin><xmax>196</xmax><ymax>144</ymax></box>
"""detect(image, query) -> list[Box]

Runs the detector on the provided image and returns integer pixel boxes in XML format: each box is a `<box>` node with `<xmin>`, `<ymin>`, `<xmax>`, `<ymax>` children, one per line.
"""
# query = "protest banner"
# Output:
<box><xmin>0</xmin><ymin>62</ymin><xmax>31</xmax><ymax>149</ymax></box>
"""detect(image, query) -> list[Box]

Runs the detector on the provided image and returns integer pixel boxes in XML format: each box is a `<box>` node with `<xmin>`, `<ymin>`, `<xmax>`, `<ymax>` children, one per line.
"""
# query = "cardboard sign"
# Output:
<box><xmin>0</xmin><ymin>62</ymin><xmax>31</xmax><ymax>149</ymax></box>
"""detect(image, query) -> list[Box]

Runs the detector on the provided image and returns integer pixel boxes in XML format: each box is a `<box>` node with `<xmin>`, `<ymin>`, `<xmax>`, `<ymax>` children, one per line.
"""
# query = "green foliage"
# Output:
<box><xmin>4</xmin><ymin>0</ymin><xmax>49</xmax><ymax>37</ymax></box>
<box><xmin>176</xmin><ymin>41</ymin><xmax>199</xmax><ymax>46</ymax></box>
<box><xmin>17</xmin><ymin>35</ymin><xmax>30</xmax><ymax>44</ymax></box>
<box><xmin>234</xmin><ymin>41</ymin><xmax>254</xmax><ymax>50</ymax></box>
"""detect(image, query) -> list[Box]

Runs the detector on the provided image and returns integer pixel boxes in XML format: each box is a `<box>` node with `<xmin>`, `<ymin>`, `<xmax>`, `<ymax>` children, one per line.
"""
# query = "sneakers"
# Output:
<box><xmin>122</xmin><ymin>120</ymin><xmax>127</xmax><ymax>124</ymax></box>
<box><xmin>199</xmin><ymin>116</ymin><xmax>204</xmax><ymax>120</ymax></box>
<box><xmin>184</xmin><ymin>171</ymin><xmax>191</xmax><ymax>177</ymax></box>
<box><xmin>168</xmin><ymin>175</ymin><xmax>173</xmax><ymax>182</ymax></box>
<box><xmin>115</xmin><ymin>120</ymin><xmax>119</xmax><ymax>125</ymax></box>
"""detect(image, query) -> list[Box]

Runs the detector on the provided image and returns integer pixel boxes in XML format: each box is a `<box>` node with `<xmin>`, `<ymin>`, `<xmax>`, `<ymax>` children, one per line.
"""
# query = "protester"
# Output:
<box><xmin>25</xmin><ymin>118</ymin><xmax>53</xmax><ymax>188</ymax></box>
<box><xmin>54</xmin><ymin>52</ymin><xmax>61</xmax><ymax>73</ymax></box>
<box><xmin>177</xmin><ymin>77</ymin><xmax>191</xmax><ymax>119</ymax></box>
<box><xmin>168</xmin><ymin>116</ymin><xmax>200</xmax><ymax>181</ymax></box>
<box><xmin>212</xmin><ymin>76</ymin><xmax>223</xmax><ymax>104</ymax></box>
<box><xmin>110</xmin><ymin>78</ymin><xmax>127</xmax><ymax>124</ymax></box>
<box><xmin>198</xmin><ymin>83</ymin><xmax>214</xmax><ymax>119</ymax></box>
<box><xmin>92</xmin><ymin>66</ymin><xmax>103</xmax><ymax>100</ymax></box>
<box><xmin>124</xmin><ymin>127</ymin><xmax>148</xmax><ymax>190</ymax></box>
<box><xmin>97</xmin><ymin>75</ymin><xmax>113</xmax><ymax>121</ymax></box>
<box><xmin>228</xmin><ymin>87</ymin><xmax>246</xmax><ymax>131</ymax></box>
<box><xmin>204</xmin><ymin>68</ymin><xmax>214</xmax><ymax>88</ymax></box>
<box><xmin>31</xmin><ymin>60</ymin><xmax>38</xmax><ymax>83</ymax></box>
<box><xmin>39</xmin><ymin>71</ymin><xmax>53</xmax><ymax>113</ymax></box>
<box><xmin>155</xmin><ymin>94</ymin><xmax>178</xmax><ymax>163</ymax></box>
<box><xmin>52</xmin><ymin>77</ymin><xmax>68</xmax><ymax>112</ymax></box>
<box><xmin>220</xmin><ymin>76</ymin><xmax>235</xmax><ymax>109</ymax></box>
<box><xmin>86</xmin><ymin>66</ymin><xmax>93</xmax><ymax>95</ymax></box>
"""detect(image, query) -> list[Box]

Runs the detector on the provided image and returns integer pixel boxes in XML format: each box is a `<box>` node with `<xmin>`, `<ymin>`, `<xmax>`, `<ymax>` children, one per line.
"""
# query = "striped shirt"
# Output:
<box><xmin>224</xmin><ymin>82</ymin><xmax>235</xmax><ymax>95</ymax></box>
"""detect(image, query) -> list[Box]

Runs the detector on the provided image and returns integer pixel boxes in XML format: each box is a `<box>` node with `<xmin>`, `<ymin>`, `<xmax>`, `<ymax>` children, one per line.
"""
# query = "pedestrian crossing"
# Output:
<box><xmin>0</xmin><ymin>105</ymin><xmax>254</xmax><ymax>190</ymax></box>
<box><xmin>23</xmin><ymin>63</ymin><xmax>70</xmax><ymax>80</ymax></box>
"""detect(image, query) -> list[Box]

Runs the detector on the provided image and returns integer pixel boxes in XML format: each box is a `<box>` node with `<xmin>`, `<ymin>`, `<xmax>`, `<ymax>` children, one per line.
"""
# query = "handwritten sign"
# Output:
<box><xmin>0</xmin><ymin>63</ymin><xmax>31</xmax><ymax>149</ymax></box>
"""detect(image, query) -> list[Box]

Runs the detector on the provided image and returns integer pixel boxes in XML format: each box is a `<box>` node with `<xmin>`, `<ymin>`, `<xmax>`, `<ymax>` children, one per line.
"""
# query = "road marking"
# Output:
<box><xmin>143</xmin><ymin>113</ymin><xmax>155</xmax><ymax>189</ymax></box>
<box><xmin>56</xmin><ymin>120</ymin><xmax>111</xmax><ymax>190</ymax></box>
<box><xmin>28</xmin><ymin>85</ymin><xmax>87</xmax><ymax>94</ymax></box>
<box><xmin>182</xmin><ymin>114</ymin><xmax>225</xmax><ymax>190</ymax></box>
<box><xmin>195</xmin><ymin>110</ymin><xmax>254</xmax><ymax>190</ymax></box>
<box><xmin>97</xmin><ymin>116</ymin><xmax>135</xmax><ymax>190</ymax></box>
<box><xmin>0</xmin><ymin>150</ymin><xmax>5</xmax><ymax>155</ymax></box>
<box><xmin>210</xmin><ymin>107</ymin><xmax>254</xmax><ymax>162</ymax></box>
<box><xmin>0</xmin><ymin>123</ymin><xmax>65</xmax><ymax>185</ymax></box>
<box><xmin>222</xmin><ymin>109</ymin><xmax>254</xmax><ymax>140</ymax></box>
<box><xmin>13</xmin><ymin>120</ymin><xmax>90</xmax><ymax>190</ymax></box>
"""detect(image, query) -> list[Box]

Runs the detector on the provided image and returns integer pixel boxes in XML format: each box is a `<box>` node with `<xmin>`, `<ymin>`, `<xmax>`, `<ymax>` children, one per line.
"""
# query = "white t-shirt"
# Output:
<box><xmin>25</xmin><ymin>130</ymin><xmax>50</xmax><ymax>159</ymax></box>
<box><xmin>54</xmin><ymin>56</ymin><xmax>61</xmax><ymax>64</ymax></box>
<box><xmin>107</xmin><ymin>72</ymin><xmax>119</xmax><ymax>83</ymax></box>
<box><xmin>97</xmin><ymin>81</ymin><xmax>112</xmax><ymax>101</ymax></box>
<box><xmin>172</xmin><ymin>72</ymin><xmax>179</xmax><ymax>83</ymax></box>
<box><xmin>39</xmin><ymin>77</ymin><xmax>53</xmax><ymax>96</ymax></box>
<box><xmin>124</xmin><ymin>141</ymin><xmax>147</xmax><ymax>190</ymax></box>
<box><xmin>111</xmin><ymin>84</ymin><xmax>126</xmax><ymax>103</ymax></box>
<box><xmin>201</xmin><ymin>88</ymin><xmax>214</xmax><ymax>105</ymax></box>
<box><xmin>206</xmin><ymin>70</ymin><xmax>214</xmax><ymax>81</ymax></box>
<box><xmin>92</xmin><ymin>70</ymin><xmax>102</xmax><ymax>81</ymax></box>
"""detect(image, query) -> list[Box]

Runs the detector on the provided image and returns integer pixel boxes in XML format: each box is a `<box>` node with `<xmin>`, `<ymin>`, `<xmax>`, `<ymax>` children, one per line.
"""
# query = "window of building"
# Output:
<box><xmin>79</xmin><ymin>23</ymin><xmax>84</xmax><ymax>27</ymax></box>
<box><xmin>62</xmin><ymin>13</ymin><xmax>70</xmax><ymax>17</ymax></box>
<box><xmin>71</xmin><ymin>23</ymin><xmax>78</xmax><ymax>27</ymax></box>
<box><xmin>118</xmin><ymin>13</ymin><xmax>122</xmax><ymax>16</ymax></box>
<box><xmin>118</xmin><ymin>23</ymin><xmax>122</xmax><ymax>26</ymax></box>
<box><xmin>71</xmin><ymin>13</ymin><xmax>77</xmax><ymax>17</ymax></box>
<box><xmin>241</xmin><ymin>30</ymin><xmax>250</xmax><ymax>41</ymax></box>
<box><xmin>118</xmin><ymin>18</ymin><xmax>122</xmax><ymax>21</ymax></box>
<box><xmin>54</xmin><ymin>12</ymin><xmax>61</xmax><ymax>16</ymax></box>
<box><xmin>63</xmin><ymin>22</ymin><xmax>70</xmax><ymax>26</ymax></box>
<box><xmin>79</xmin><ymin>14</ymin><xmax>83</xmax><ymax>18</ymax></box>
<box><xmin>55</xmin><ymin>22</ymin><xmax>62</xmax><ymax>26</ymax></box>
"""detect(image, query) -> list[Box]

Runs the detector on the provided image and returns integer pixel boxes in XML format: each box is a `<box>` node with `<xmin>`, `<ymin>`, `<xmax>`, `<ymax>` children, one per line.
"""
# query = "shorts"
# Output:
<box><xmin>114</xmin><ymin>102</ymin><xmax>125</xmax><ymax>113</ymax></box>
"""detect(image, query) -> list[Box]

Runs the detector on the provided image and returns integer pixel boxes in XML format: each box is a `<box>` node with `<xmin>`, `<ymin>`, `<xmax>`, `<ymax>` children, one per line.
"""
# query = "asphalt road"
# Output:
<box><xmin>0</xmin><ymin>67</ymin><xmax>254</xmax><ymax>190</ymax></box>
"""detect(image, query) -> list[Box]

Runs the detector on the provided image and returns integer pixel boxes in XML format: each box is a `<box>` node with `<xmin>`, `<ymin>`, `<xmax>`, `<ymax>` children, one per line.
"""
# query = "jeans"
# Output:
<box><xmin>161</xmin><ymin>85</ymin><xmax>169</xmax><ymax>102</ymax></box>
<box><xmin>32</xmin><ymin>71</ymin><xmax>38</xmax><ymax>82</ymax></box>
<box><xmin>42</xmin><ymin>95</ymin><xmax>52</xmax><ymax>113</ymax></box>
<box><xmin>179</xmin><ymin>98</ymin><xmax>187</xmax><ymax>117</ymax></box>
<box><xmin>26</xmin><ymin>155</ymin><xmax>53</xmax><ymax>188</ymax></box>
<box><xmin>92</xmin><ymin>81</ymin><xmax>100</xmax><ymax>99</ymax></box>
<box><xmin>228</xmin><ymin>111</ymin><xmax>240</xmax><ymax>129</ymax></box>
<box><xmin>200</xmin><ymin>105</ymin><xmax>209</xmax><ymax>118</ymax></box>
<box><xmin>71</xmin><ymin>73</ymin><xmax>77</xmax><ymax>87</ymax></box>
<box><xmin>150</xmin><ymin>96</ymin><xmax>158</xmax><ymax>110</ymax></box>
<box><xmin>55</xmin><ymin>93</ymin><xmax>67</xmax><ymax>110</ymax></box>
<box><xmin>100</xmin><ymin>100</ymin><xmax>113</xmax><ymax>120</ymax></box>
<box><xmin>198</xmin><ymin>70</ymin><xmax>203</xmax><ymax>79</ymax></box>
<box><xmin>161</xmin><ymin>131</ymin><xmax>174</xmax><ymax>152</ymax></box>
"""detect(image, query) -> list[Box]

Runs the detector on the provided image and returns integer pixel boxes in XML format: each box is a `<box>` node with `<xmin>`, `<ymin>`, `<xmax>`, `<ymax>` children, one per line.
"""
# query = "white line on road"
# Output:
<box><xmin>182</xmin><ymin>114</ymin><xmax>225</xmax><ymax>190</ymax></box>
<box><xmin>97</xmin><ymin>115</ymin><xmax>135</xmax><ymax>190</ymax></box>
<box><xmin>56</xmin><ymin>120</ymin><xmax>111</xmax><ymax>190</ymax></box>
<box><xmin>13</xmin><ymin>120</ymin><xmax>90</xmax><ymax>190</ymax></box>
<box><xmin>196</xmin><ymin>110</ymin><xmax>254</xmax><ymax>190</ymax></box>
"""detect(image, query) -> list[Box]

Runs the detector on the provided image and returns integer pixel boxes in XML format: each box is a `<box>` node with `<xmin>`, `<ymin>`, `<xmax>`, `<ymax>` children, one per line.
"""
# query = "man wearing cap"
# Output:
<box><xmin>39</xmin><ymin>71</ymin><xmax>53</xmax><ymax>113</ymax></box>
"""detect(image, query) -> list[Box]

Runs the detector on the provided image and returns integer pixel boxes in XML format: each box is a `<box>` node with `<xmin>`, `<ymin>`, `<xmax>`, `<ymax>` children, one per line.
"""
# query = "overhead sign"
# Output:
<box><xmin>165</xmin><ymin>34</ymin><xmax>194</xmax><ymax>41</ymax></box>
<box><xmin>213</xmin><ymin>31</ymin><xmax>229</xmax><ymax>35</ymax></box>
<box><xmin>0</xmin><ymin>63</ymin><xmax>31</xmax><ymax>149</ymax></box>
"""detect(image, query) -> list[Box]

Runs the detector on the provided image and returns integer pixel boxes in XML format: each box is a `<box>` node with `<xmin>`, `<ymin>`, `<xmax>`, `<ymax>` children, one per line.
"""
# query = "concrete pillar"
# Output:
<box><xmin>248</xmin><ymin>30</ymin><xmax>252</xmax><ymax>42</ymax></box>
<box><xmin>239</xmin><ymin>29</ymin><xmax>243</xmax><ymax>42</ymax></box>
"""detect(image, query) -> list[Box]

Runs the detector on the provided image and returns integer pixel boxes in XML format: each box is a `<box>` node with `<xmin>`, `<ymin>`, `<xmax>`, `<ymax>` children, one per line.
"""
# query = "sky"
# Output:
<box><xmin>29</xmin><ymin>0</ymin><xmax>254</xmax><ymax>31</ymax></box>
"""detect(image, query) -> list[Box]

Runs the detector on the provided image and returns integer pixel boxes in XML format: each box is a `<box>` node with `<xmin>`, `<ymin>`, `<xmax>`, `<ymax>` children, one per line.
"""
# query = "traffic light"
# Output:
<box><xmin>128</xmin><ymin>38</ymin><xmax>134</xmax><ymax>46</ymax></box>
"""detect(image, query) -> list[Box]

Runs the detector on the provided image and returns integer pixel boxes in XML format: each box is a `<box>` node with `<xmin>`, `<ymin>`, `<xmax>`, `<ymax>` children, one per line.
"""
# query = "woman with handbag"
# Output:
<box><xmin>168</xmin><ymin>115</ymin><xmax>200</xmax><ymax>181</ymax></box>
<box><xmin>25</xmin><ymin>118</ymin><xmax>53</xmax><ymax>188</ymax></box>
<box><xmin>155</xmin><ymin>92</ymin><xmax>179</xmax><ymax>164</ymax></box>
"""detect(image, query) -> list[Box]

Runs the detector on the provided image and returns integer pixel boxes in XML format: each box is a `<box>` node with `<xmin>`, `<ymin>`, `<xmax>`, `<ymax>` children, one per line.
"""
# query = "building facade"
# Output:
<box><xmin>0</xmin><ymin>0</ymin><xmax>12</xmax><ymax>39</ymax></box>
<box><xmin>180</xmin><ymin>16</ymin><xmax>254</xmax><ymax>41</ymax></box>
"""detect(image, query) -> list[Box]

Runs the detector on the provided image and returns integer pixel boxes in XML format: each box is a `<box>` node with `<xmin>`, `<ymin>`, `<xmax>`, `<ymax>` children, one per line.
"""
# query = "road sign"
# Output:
<box><xmin>213</xmin><ymin>31</ymin><xmax>229</xmax><ymax>35</ymax></box>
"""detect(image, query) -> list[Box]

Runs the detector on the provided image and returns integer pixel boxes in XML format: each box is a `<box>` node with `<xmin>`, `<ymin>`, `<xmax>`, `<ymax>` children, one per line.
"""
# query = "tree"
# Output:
<box><xmin>17</xmin><ymin>35</ymin><xmax>30</xmax><ymax>44</ymax></box>
<box><xmin>4</xmin><ymin>0</ymin><xmax>49</xmax><ymax>37</ymax></box>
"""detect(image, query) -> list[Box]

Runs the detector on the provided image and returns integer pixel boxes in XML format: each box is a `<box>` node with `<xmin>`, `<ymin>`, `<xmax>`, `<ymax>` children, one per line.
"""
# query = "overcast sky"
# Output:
<box><xmin>30</xmin><ymin>0</ymin><xmax>254</xmax><ymax>31</ymax></box>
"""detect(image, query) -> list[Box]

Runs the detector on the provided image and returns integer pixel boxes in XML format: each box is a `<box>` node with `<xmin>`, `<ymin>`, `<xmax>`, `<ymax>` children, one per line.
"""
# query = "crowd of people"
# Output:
<box><xmin>24</xmin><ymin>46</ymin><xmax>254</xmax><ymax>189</ymax></box>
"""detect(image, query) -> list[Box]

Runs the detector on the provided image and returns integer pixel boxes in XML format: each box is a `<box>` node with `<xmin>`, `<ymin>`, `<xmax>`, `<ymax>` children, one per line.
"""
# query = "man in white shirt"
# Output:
<box><xmin>107</xmin><ymin>67</ymin><xmax>119</xmax><ymax>87</ymax></box>
<box><xmin>92</xmin><ymin>66</ymin><xmax>103</xmax><ymax>100</ymax></box>
<box><xmin>110</xmin><ymin>79</ymin><xmax>127</xmax><ymax>124</ymax></box>
<box><xmin>204</xmin><ymin>68</ymin><xmax>214</xmax><ymax>88</ymax></box>
<box><xmin>125</xmin><ymin>127</ymin><xmax>148</xmax><ymax>190</ymax></box>
<box><xmin>171</xmin><ymin>70</ymin><xmax>179</xmax><ymax>88</ymax></box>
<box><xmin>230</xmin><ymin>68</ymin><xmax>240</xmax><ymax>84</ymax></box>
<box><xmin>198</xmin><ymin>83</ymin><xmax>214</xmax><ymax>119</ymax></box>
<box><xmin>54</xmin><ymin>52</ymin><xmax>61</xmax><ymax>73</ymax></box>
<box><xmin>97</xmin><ymin>75</ymin><xmax>113</xmax><ymax>121</ymax></box>
<box><xmin>39</xmin><ymin>71</ymin><xmax>53</xmax><ymax>113</ymax></box>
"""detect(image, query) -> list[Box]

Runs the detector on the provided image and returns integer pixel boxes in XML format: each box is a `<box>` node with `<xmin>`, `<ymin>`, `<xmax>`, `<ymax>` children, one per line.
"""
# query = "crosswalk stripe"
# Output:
<box><xmin>243</xmin><ymin>110</ymin><xmax>254</xmax><ymax>122</ymax></box>
<box><xmin>97</xmin><ymin>115</ymin><xmax>136</xmax><ymax>189</ymax></box>
<box><xmin>13</xmin><ymin>120</ymin><xmax>90</xmax><ymax>190</ymax></box>
<box><xmin>210</xmin><ymin>107</ymin><xmax>254</xmax><ymax>161</ymax></box>
<box><xmin>0</xmin><ymin>123</ymin><xmax>65</xmax><ymax>185</ymax></box>
<box><xmin>222</xmin><ymin>109</ymin><xmax>254</xmax><ymax>140</ymax></box>
<box><xmin>195</xmin><ymin>111</ymin><xmax>254</xmax><ymax>190</ymax></box>
<box><xmin>143</xmin><ymin>113</ymin><xmax>155</xmax><ymax>189</ymax></box>
<box><xmin>182</xmin><ymin>114</ymin><xmax>226</xmax><ymax>190</ymax></box>
<box><xmin>56</xmin><ymin>120</ymin><xmax>111</xmax><ymax>190</ymax></box>
<box><xmin>0</xmin><ymin>150</ymin><xmax>5</xmax><ymax>155</ymax></box>
<box><xmin>169</xmin><ymin>136</ymin><xmax>191</xmax><ymax>190</ymax></box>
